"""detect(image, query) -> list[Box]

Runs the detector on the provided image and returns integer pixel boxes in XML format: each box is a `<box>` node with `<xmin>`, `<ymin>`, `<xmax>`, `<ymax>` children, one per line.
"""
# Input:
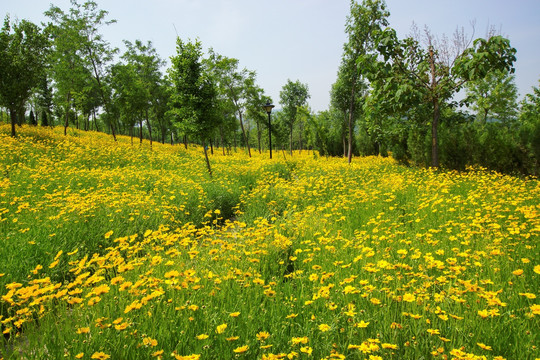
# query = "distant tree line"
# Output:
<box><xmin>1</xmin><ymin>0</ymin><xmax>539</xmax><ymax>175</ymax></box>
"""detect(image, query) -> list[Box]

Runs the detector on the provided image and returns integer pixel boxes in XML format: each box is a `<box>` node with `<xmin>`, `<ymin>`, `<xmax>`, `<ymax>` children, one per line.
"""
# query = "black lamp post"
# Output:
<box><xmin>263</xmin><ymin>101</ymin><xmax>275</xmax><ymax>159</ymax></box>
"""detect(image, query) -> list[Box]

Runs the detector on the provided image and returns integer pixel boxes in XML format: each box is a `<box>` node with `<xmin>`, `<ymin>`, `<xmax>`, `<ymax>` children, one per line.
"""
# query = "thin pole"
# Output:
<box><xmin>268</xmin><ymin>111</ymin><xmax>272</xmax><ymax>159</ymax></box>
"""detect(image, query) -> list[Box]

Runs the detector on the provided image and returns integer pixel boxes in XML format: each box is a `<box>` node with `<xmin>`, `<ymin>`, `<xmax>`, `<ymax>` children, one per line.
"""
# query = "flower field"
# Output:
<box><xmin>0</xmin><ymin>125</ymin><xmax>538</xmax><ymax>360</ymax></box>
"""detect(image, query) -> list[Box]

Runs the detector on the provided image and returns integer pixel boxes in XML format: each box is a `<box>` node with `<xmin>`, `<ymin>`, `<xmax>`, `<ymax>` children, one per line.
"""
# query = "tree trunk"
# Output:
<box><xmin>170</xmin><ymin>132</ymin><xmax>174</xmax><ymax>145</ymax></box>
<box><xmin>210</xmin><ymin>138</ymin><xmax>214</xmax><ymax>155</ymax></box>
<box><xmin>347</xmin><ymin>82</ymin><xmax>356</xmax><ymax>164</ymax></box>
<box><xmin>64</xmin><ymin>92</ymin><xmax>71</xmax><ymax>136</ymax></box>
<box><xmin>220</xmin><ymin>126</ymin><xmax>226</xmax><ymax>156</ymax></box>
<box><xmin>93</xmin><ymin>109</ymin><xmax>99</xmax><ymax>132</ymax></box>
<box><xmin>17</xmin><ymin>106</ymin><xmax>24</xmax><ymax>126</ymax></box>
<box><xmin>139</xmin><ymin>118</ymin><xmax>143</xmax><ymax>144</ymax></box>
<box><xmin>203</xmin><ymin>141</ymin><xmax>212</xmax><ymax>177</ymax></box>
<box><xmin>183</xmin><ymin>135</ymin><xmax>188</xmax><ymax>149</ymax></box>
<box><xmin>289</xmin><ymin>123</ymin><xmax>294</xmax><ymax>156</ymax></box>
<box><xmin>9</xmin><ymin>109</ymin><xmax>17</xmax><ymax>137</ymax></box>
<box><xmin>429</xmin><ymin>47</ymin><xmax>439</xmax><ymax>168</ymax></box>
<box><xmin>299</xmin><ymin>122</ymin><xmax>303</xmax><ymax>154</ymax></box>
<box><xmin>145</xmin><ymin>109</ymin><xmax>153</xmax><ymax>147</ymax></box>
<box><xmin>431</xmin><ymin>99</ymin><xmax>440</xmax><ymax>168</ymax></box>
<box><xmin>238</xmin><ymin>111</ymin><xmax>251</xmax><ymax>157</ymax></box>
<box><xmin>257</xmin><ymin>121</ymin><xmax>261</xmax><ymax>154</ymax></box>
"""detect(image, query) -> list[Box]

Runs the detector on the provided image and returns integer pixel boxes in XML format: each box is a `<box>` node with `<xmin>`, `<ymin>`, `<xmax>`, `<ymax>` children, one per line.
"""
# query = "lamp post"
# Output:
<box><xmin>263</xmin><ymin>101</ymin><xmax>275</xmax><ymax>159</ymax></box>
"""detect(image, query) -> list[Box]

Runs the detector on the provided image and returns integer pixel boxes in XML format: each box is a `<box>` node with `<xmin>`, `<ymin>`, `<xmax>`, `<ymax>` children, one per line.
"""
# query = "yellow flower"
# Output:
<box><xmin>91</xmin><ymin>352</ymin><xmax>110</xmax><ymax>360</ymax></box>
<box><xmin>75</xmin><ymin>353</ymin><xmax>84</xmax><ymax>359</ymax></box>
<box><xmin>402</xmin><ymin>293</ymin><xmax>415</xmax><ymax>302</ymax></box>
<box><xmin>196</xmin><ymin>334</ymin><xmax>209</xmax><ymax>340</ymax></box>
<box><xmin>300</xmin><ymin>346</ymin><xmax>313</xmax><ymax>355</ymax></box>
<box><xmin>519</xmin><ymin>293</ymin><xmax>536</xmax><ymax>299</ymax></box>
<box><xmin>229</xmin><ymin>312</ymin><xmax>240</xmax><ymax>317</ymax></box>
<box><xmin>477</xmin><ymin>309</ymin><xmax>489</xmax><ymax>318</ymax></box>
<box><xmin>76</xmin><ymin>327</ymin><xmax>90</xmax><ymax>334</ymax></box>
<box><xmin>172</xmin><ymin>354</ymin><xmax>200</xmax><ymax>360</ymax></box>
<box><xmin>318</xmin><ymin>323</ymin><xmax>331</xmax><ymax>332</ymax></box>
<box><xmin>355</xmin><ymin>320</ymin><xmax>370</xmax><ymax>328</ymax></box>
<box><xmin>233</xmin><ymin>345</ymin><xmax>249</xmax><ymax>353</ymax></box>
<box><xmin>151</xmin><ymin>350</ymin><xmax>164</xmax><ymax>357</ymax></box>
<box><xmin>370</xmin><ymin>298</ymin><xmax>381</xmax><ymax>305</ymax></box>
<box><xmin>291</xmin><ymin>337</ymin><xmax>309</xmax><ymax>345</ymax></box>
<box><xmin>427</xmin><ymin>328</ymin><xmax>440</xmax><ymax>335</ymax></box>
<box><xmin>216</xmin><ymin>323</ymin><xmax>227</xmax><ymax>334</ymax></box>
<box><xmin>477</xmin><ymin>343</ymin><xmax>492</xmax><ymax>351</ymax></box>
<box><xmin>256</xmin><ymin>331</ymin><xmax>270</xmax><ymax>341</ymax></box>
<box><xmin>534</xmin><ymin>265</ymin><xmax>540</xmax><ymax>274</ymax></box>
<box><xmin>512</xmin><ymin>269</ymin><xmax>524</xmax><ymax>276</ymax></box>
<box><xmin>530</xmin><ymin>304</ymin><xmax>540</xmax><ymax>315</ymax></box>
<box><xmin>143</xmin><ymin>337</ymin><xmax>158</xmax><ymax>347</ymax></box>
<box><xmin>114</xmin><ymin>322</ymin><xmax>129</xmax><ymax>331</ymax></box>
<box><xmin>104</xmin><ymin>230</ymin><xmax>113</xmax><ymax>239</ymax></box>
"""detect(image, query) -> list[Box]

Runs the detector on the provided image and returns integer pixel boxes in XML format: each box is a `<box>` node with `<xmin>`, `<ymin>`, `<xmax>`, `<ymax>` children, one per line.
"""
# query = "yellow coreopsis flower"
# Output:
<box><xmin>355</xmin><ymin>320</ymin><xmax>370</xmax><ymax>328</ymax></box>
<box><xmin>402</xmin><ymin>293</ymin><xmax>416</xmax><ymax>302</ymax></box>
<box><xmin>216</xmin><ymin>323</ymin><xmax>227</xmax><ymax>334</ymax></box>
<box><xmin>318</xmin><ymin>323</ymin><xmax>331</xmax><ymax>332</ymax></box>
<box><xmin>91</xmin><ymin>352</ymin><xmax>110</xmax><ymax>360</ymax></box>
<box><xmin>256</xmin><ymin>331</ymin><xmax>270</xmax><ymax>341</ymax></box>
<box><xmin>76</xmin><ymin>327</ymin><xmax>90</xmax><ymax>334</ymax></box>
<box><xmin>477</xmin><ymin>343</ymin><xmax>492</xmax><ymax>351</ymax></box>
<box><xmin>233</xmin><ymin>345</ymin><xmax>248</xmax><ymax>353</ymax></box>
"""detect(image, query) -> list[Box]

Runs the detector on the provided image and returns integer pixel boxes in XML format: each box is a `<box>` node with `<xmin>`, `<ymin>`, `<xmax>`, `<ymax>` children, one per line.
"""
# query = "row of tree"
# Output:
<box><xmin>0</xmin><ymin>0</ymin><xmax>311</xmax><ymax>157</ymax></box>
<box><xmin>1</xmin><ymin>0</ymin><xmax>539</xmax><ymax>174</ymax></box>
<box><xmin>319</xmin><ymin>0</ymin><xmax>539</xmax><ymax>174</ymax></box>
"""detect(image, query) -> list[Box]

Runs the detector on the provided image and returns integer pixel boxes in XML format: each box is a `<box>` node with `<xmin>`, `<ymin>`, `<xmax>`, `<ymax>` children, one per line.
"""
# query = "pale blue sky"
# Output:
<box><xmin>3</xmin><ymin>0</ymin><xmax>540</xmax><ymax>112</ymax></box>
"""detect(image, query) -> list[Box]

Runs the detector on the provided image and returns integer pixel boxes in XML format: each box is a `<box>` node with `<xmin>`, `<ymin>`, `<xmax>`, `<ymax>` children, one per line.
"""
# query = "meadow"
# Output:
<box><xmin>0</xmin><ymin>124</ymin><xmax>538</xmax><ymax>360</ymax></box>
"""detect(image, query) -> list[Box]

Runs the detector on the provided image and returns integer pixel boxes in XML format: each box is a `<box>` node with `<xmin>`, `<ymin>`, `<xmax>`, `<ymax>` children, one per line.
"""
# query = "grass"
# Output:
<box><xmin>0</xmin><ymin>124</ymin><xmax>538</xmax><ymax>360</ymax></box>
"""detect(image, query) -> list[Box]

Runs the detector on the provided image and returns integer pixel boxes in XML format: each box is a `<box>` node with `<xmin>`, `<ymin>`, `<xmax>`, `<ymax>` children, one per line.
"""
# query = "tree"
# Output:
<box><xmin>341</xmin><ymin>0</ymin><xmax>389</xmax><ymax>163</ymax></box>
<box><xmin>0</xmin><ymin>16</ymin><xmax>48</xmax><ymax>137</ymax></box>
<box><xmin>169</xmin><ymin>38</ymin><xmax>218</xmax><ymax>176</ymax></box>
<box><xmin>519</xmin><ymin>80</ymin><xmax>540</xmax><ymax>170</ymax></box>
<box><xmin>36</xmin><ymin>75</ymin><xmax>54</xmax><ymax>126</ymax></box>
<box><xmin>245</xmin><ymin>86</ymin><xmax>270</xmax><ymax>154</ymax></box>
<box><xmin>206</xmin><ymin>50</ymin><xmax>256</xmax><ymax>157</ymax></box>
<box><xmin>279</xmin><ymin>79</ymin><xmax>310</xmax><ymax>155</ymax></box>
<box><xmin>465</xmin><ymin>69</ymin><xmax>518</xmax><ymax>123</ymax></box>
<box><xmin>373</xmin><ymin>25</ymin><xmax>516</xmax><ymax>167</ymax></box>
<box><xmin>122</xmin><ymin>40</ymin><xmax>165</xmax><ymax>146</ymax></box>
<box><xmin>46</xmin><ymin>0</ymin><xmax>118</xmax><ymax>139</ymax></box>
<box><xmin>109</xmin><ymin>61</ymin><xmax>146</xmax><ymax>142</ymax></box>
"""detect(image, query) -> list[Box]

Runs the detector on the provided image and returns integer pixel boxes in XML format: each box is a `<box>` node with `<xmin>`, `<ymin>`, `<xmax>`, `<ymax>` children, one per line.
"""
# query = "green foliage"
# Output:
<box><xmin>279</xmin><ymin>79</ymin><xmax>310</xmax><ymax>155</ymax></box>
<box><xmin>168</xmin><ymin>38</ymin><xmax>218</xmax><ymax>142</ymax></box>
<box><xmin>0</xmin><ymin>16</ymin><xmax>49</xmax><ymax>136</ymax></box>
<box><xmin>371</xmin><ymin>26</ymin><xmax>517</xmax><ymax>167</ymax></box>
<box><xmin>465</xmin><ymin>69</ymin><xmax>518</xmax><ymax>122</ymax></box>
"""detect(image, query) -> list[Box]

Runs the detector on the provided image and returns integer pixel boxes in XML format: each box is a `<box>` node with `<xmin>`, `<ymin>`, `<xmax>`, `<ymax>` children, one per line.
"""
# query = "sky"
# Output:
<box><xmin>3</xmin><ymin>0</ymin><xmax>540</xmax><ymax>112</ymax></box>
